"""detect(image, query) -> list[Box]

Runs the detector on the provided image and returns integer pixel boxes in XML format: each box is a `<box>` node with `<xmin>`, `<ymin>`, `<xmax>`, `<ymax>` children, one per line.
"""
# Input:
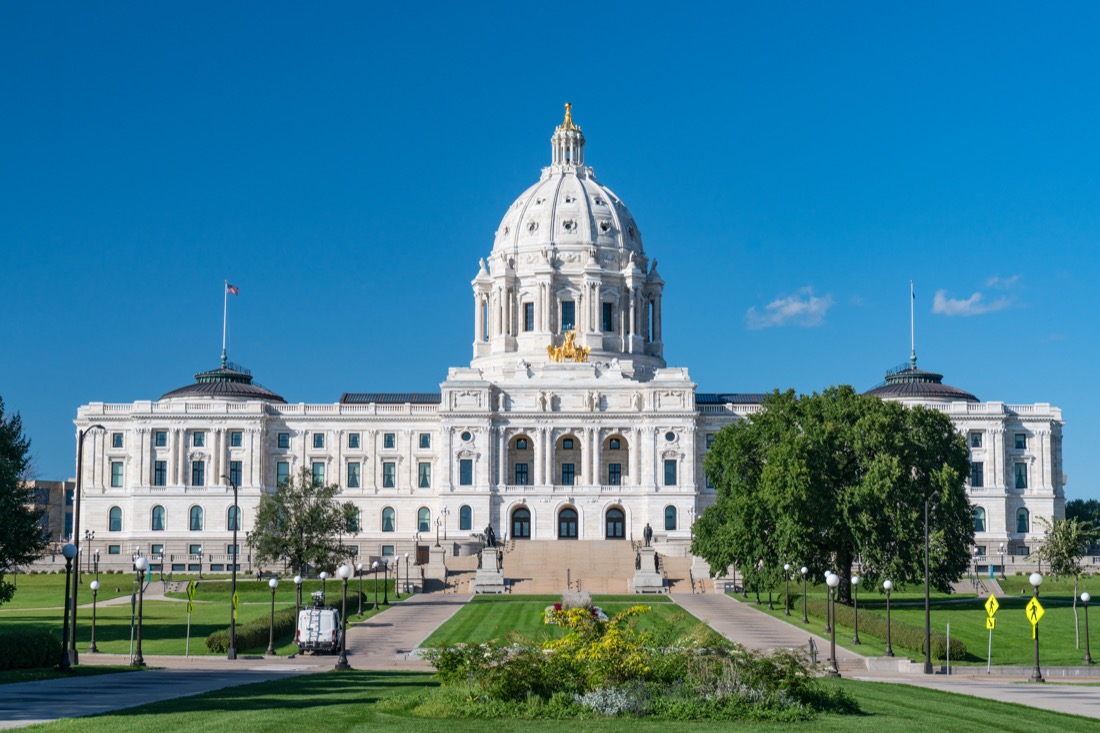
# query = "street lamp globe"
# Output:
<box><xmin>337</xmin><ymin>564</ymin><xmax>353</xmax><ymax>580</ymax></box>
<box><xmin>783</xmin><ymin>563</ymin><xmax>790</xmax><ymax>572</ymax></box>
<box><xmin>1030</xmin><ymin>572</ymin><xmax>1043</xmax><ymax>588</ymax></box>
<box><xmin>293</xmin><ymin>575</ymin><xmax>302</xmax><ymax>586</ymax></box>
<box><xmin>883</xmin><ymin>579</ymin><xmax>892</xmax><ymax>591</ymax></box>
<box><xmin>62</xmin><ymin>543</ymin><xmax>77</xmax><ymax>560</ymax></box>
<box><xmin>320</xmin><ymin>571</ymin><xmax>329</xmax><ymax>581</ymax></box>
<box><xmin>356</xmin><ymin>562</ymin><xmax>363</xmax><ymax>574</ymax></box>
<box><xmin>852</xmin><ymin>575</ymin><xmax>860</xmax><ymax>586</ymax></box>
<box><xmin>134</xmin><ymin>556</ymin><xmax>149</xmax><ymax>572</ymax></box>
<box><xmin>90</xmin><ymin>580</ymin><xmax>100</xmax><ymax>592</ymax></box>
<box><xmin>268</xmin><ymin>577</ymin><xmax>279</xmax><ymax>589</ymax></box>
<box><xmin>1084</xmin><ymin>592</ymin><xmax>1092</xmax><ymax>604</ymax></box>
<box><xmin>372</xmin><ymin>560</ymin><xmax>379</xmax><ymax>571</ymax></box>
<box><xmin>826</xmin><ymin>573</ymin><xmax>839</xmax><ymax>589</ymax></box>
<box><xmin>800</xmin><ymin>566</ymin><xmax>807</xmax><ymax>576</ymax></box>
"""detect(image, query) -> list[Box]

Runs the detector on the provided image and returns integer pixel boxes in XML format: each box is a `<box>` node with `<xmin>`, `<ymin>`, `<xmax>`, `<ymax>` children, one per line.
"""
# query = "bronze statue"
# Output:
<box><xmin>485</xmin><ymin>524</ymin><xmax>497</xmax><ymax>548</ymax></box>
<box><xmin>496</xmin><ymin>550</ymin><xmax>504</xmax><ymax>571</ymax></box>
<box><xmin>643</xmin><ymin>522</ymin><xmax>653</xmax><ymax>547</ymax></box>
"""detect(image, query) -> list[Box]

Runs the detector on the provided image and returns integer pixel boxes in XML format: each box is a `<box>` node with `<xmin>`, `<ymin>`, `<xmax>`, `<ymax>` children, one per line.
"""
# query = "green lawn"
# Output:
<box><xmin>422</xmin><ymin>595</ymin><xmax>706</xmax><ymax>647</ymax></box>
<box><xmin>0</xmin><ymin>665</ymin><xmax>142</xmax><ymax>685</ymax></box>
<box><xmin>1</xmin><ymin>573</ymin><xmax>135</xmax><ymax>609</ymax></box>
<box><xmin>14</xmin><ymin>670</ymin><xmax>1099</xmax><ymax>732</ymax></box>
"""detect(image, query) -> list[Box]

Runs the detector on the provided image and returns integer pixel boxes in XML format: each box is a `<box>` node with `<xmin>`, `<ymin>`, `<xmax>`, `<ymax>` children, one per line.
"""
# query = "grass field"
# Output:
<box><xmin>421</xmin><ymin>595</ymin><xmax>708</xmax><ymax>647</ymax></box>
<box><xmin>14</xmin><ymin>669</ymin><xmax>1099</xmax><ymax>732</ymax></box>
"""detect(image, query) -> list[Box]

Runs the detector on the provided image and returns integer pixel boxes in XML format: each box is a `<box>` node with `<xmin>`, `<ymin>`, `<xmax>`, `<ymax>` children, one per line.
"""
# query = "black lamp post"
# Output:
<box><xmin>883</xmin><ymin>579</ymin><xmax>894</xmax><ymax>657</ymax></box>
<box><xmin>435</xmin><ymin>517</ymin><xmax>441</xmax><ymax>547</ymax></box>
<box><xmin>999</xmin><ymin>542</ymin><xmax>1006</xmax><ymax>580</ymax></box>
<box><xmin>132</xmin><ymin>555</ymin><xmax>148</xmax><ymax>667</ymax></box>
<box><xmin>88</xmin><ymin>580</ymin><xmax>100</xmax><ymax>653</ymax></box>
<box><xmin>371</xmin><ymin>561</ymin><xmax>380</xmax><ymax>610</ymax></box>
<box><xmin>382</xmin><ymin>558</ymin><xmax>390</xmax><ymax>605</ymax></box>
<box><xmin>823</xmin><ymin>571</ymin><xmax>833</xmax><ymax>633</ymax></box>
<box><xmin>84</xmin><ymin>530</ymin><xmax>95</xmax><ymax>579</ymax></box>
<box><xmin>294</xmin><ymin>574</ymin><xmax>303</xmax><ymax>618</ymax></box>
<box><xmin>404</xmin><ymin>552</ymin><xmax>411</xmax><ymax>596</ymax></box>
<box><xmin>335</xmin><ymin>564</ymin><xmax>352</xmax><ymax>671</ymax></box>
<box><xmin>851</xmin><ymin>575</ymin><xmax>861</xmax><ymax>644</ymax></box>
<box><xmin>197</xmin><ymin>545</ymin><xmax>204</xmax><ymax>580</ymax></box>
<box><xmin>93</xmin><ymin>549</ymin><xmax>100</xmax><ymax>581</ymax></box>
<box><xmin>923</xmin><ymin>494</ymin><xmax>934</xmax><ymax>675</ymax></box>
<box><xmin>1029</xmin><ymin>572</ymin><xmax>1044</xmax><ymax>683</ymax></box>
<box><xmin>825</xmin><ymin>572</ymin><xmax>840</xmax><ymax>677</ymax></box>
<box><xmin>395</xmin><ymin>555</ymin><xmax>401</xmax><ymax>600</ymax></box>
<box><xmin>1082</xmin><ymin>592</ymin><xmax>1093</xmax><ymax>665</ymax></box>
<box><xmin>356</xmin><ymin>563</ymin><xmax>364</xmax><ymax>615</ymax></box>
<box><xmin>800</xmin><ymin>566</ymin><xmax>809</xmax><ymax>623</ymax></box>
<box><xmin>221</xmin><ymin>474</ymin><xmax>240</xmax><ymax>660</ymax></box>
<box><xmin>58</xmin><ymin>543</ymin><xmax>77</xmax><ymax>671</ymax></box>
<box><xmin>70</xmin><ymin>423</ymin><xmax>105</xmax><ymax>666</ymax></box>
<box><xmin>320</xmin><ymin>571</ymin><xmax>329</xmax><ymax>604</ymax></box>
<box><xmin>266</xmin><ymin>577</ymin><xmax>279</xmax><ymax>656</ymax></box>
<box><xmin>783</xmin><ymin>563</ymin><xmax>791</xmax><ymax>616</ymax></box>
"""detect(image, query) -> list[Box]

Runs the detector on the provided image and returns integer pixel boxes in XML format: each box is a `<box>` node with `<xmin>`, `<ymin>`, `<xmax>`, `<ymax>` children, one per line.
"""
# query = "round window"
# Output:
<box><xmin>665</xmin><ymin>431</ymin><xmax>676</xmax><ymax>442</ymax></box>
<box><xmin>461</xmin><ymin>431</ymin><xmax>472</xmax><ymax>442</ymax></box>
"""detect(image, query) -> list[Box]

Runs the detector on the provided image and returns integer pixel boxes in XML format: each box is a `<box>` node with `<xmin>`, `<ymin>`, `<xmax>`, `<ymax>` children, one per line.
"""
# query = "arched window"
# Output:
<box><xmin>665</xmin><ymin>506</ymin><xmax>678</xmax><ymax>531</ymax></box>
<box><xmin>382</xmin><ymin>507</ymin><xmax>395</xmax><ymax>533</ymax></box>
<box><xmin>459</xmin><ymin>505</ymin><xmax>472</xmax><ymax>531</ymax></box>
<box><xmin>972</xmin><ymin>507</ymin><xmax>986</xmax><ymax>533</ymax></box>
<box><xmin>512</xmin><ymin>507</ymin><xmax>531</xmax><ymax>539</ymax></box>
<box><xmin>418</xmin><ymin>507</ymin><xmax>431</xmax><ymax>533</ymax></box>
<box><xmin>108</xmin><ymin>506</ymin><xmax>122</xmax><ymax>532</ymax></box>
<box><xmin>190</xmin><ymin>506</ymin><xmax>204</xmax><ymax>531</ymax></box>
<box><xmin>151</xmin><ymin>505</ymin><xmax>165</xmax><ymax>532</ymax></box>
<box><xmin>558</xmin><ymin>507</ymin><xmax>578</xmax><ymax>539</ymax></box>
<box><xmin>1016</xmin><ymin>508</ymin><xmax>1030</xmax><ymax>534</ymax></box>
<box><xmin>605</xmin><ymin>507</ymin><xmax>625</xmax><ymax>539</ymax></box>
<box><xmin>227</xmin><ymin>506</ymin><xmax>241</xmax><ymax>531</ymax></box>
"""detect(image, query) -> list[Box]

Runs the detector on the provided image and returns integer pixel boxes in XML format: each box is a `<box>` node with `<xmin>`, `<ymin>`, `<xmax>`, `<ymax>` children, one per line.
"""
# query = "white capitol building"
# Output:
<box><xmin>74</xmin><ymin>106</ymin><xmax>1064</xmax><ymax>578</ymax></box>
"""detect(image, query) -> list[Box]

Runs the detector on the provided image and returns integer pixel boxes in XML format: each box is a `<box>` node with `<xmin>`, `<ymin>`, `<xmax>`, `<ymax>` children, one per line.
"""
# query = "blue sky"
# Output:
<box><xmin>2</xmin><ymin>3</ymin><xmax>1098</xmax><ymax>501</ymax></box>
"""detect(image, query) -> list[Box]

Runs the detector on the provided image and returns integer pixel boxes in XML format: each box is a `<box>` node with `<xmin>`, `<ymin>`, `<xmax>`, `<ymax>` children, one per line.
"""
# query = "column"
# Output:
<box><xmin>497</xmin><ymin>428</ymin><xmax>506</xmax><ymax>488</ymax></box>
<box><xmin>473</xmin><ymin>294</ymin><xmax>483</xmax><ymax>343</ymax></box>
<box><xmin>533</xmin><ymin>428</ymin><xmax>544</xmax><ymax>486</ymax></box>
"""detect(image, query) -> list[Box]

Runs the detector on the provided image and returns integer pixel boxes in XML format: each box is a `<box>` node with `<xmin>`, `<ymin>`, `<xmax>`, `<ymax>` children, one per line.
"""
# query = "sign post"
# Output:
<box><xmin>984</xmin><ymin>594</ymin><xmax>1000</xmax><ymax>674</ymax></box>
<box><xmin>186</xmin><ymin>581</ymin><xmax>196</xmax><ymax>657</ymax></box>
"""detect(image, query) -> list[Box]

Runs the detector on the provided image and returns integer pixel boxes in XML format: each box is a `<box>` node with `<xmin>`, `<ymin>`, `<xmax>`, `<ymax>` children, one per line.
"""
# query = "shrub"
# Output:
<box><xmin>803</xmin><ymin>597</ymin><xmax>966</xmax><ymax>659</ymax></box>
<box><xmin>0</xmin><ymin>629</ymin><xmax>62</xmax><ymax>670</ymax></box>
<box><xmin>205</xmin><ymin>607</ymin><xmax>298</xmax><ymax>653</ymax></box>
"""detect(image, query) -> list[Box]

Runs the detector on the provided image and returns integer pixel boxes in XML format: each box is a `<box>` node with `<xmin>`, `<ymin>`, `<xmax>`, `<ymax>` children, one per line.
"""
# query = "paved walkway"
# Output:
<box><xmin>343</xmin><ymin>592</ymin><xmax>471</xmax><ymax>669</ymax></box>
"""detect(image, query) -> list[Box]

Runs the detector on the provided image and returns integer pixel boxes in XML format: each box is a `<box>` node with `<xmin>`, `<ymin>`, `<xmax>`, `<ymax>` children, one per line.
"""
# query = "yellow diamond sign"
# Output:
<box><xmin>985</xmin><ymin>616</ymin><xmax>995</xmax><ymax>630</ymax></box>
<box><xmin>187</xmin><ymin>581</ymin><xmax>196</xmax><ymax>600</ymax></box>
<box><xmin>1025</xmin><ymin>596</ymin><xmax>1045</xmax><ymax>636</ymax></box>
<box><xmin>984</xmin><ymin>594</ymin><xmax>1000</xmax><ymax>618</ymax></box>
<box><xmin>232</xmin><ymin>591</ymin><xmax>240</xmax><ymax>609</ymax></box>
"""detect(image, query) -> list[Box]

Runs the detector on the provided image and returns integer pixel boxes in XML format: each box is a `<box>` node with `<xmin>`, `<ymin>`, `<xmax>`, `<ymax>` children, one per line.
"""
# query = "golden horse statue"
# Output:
<box><xmin>547</xmin><ymin>330</ymin><xmax>590</xmax><ymax>363</ymax></box>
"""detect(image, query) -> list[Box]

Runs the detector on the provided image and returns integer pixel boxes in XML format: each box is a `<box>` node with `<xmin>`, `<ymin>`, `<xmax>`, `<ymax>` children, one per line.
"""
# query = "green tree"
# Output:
<box><xmin>1065</xmin><ymin>498</ymin><xmax>1100</xmax><ymax>528</ymax></box>
<box><xmin>252</xmin><ymin>467</ymin><xmax>357</xmax><ymax>574</ymax></box>
<box><xmin>1035</xmin><ymin>516</ymin><xmax>1099</xmax><ymax>648</ymax></box>
<box><xmin>0</xmin><ymin>396</ymin><xmax>47</xmax><ymax>606</ymax></box>
<box><xmin>693</xmin><ymin>386</ymin><xmax>973</xmax><ymax>603</ymax></box>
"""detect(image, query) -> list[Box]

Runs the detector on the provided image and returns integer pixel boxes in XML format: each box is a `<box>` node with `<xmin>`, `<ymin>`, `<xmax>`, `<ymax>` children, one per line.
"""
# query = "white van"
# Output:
<box><xmin>296</xmin><ymin>594</ymin><xmax>342</xmax><ymax>654</ymax></box>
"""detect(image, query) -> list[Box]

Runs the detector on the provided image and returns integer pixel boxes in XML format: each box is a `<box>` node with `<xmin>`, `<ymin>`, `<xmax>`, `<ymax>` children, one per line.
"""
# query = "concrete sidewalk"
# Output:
<box><xmin>343</xmin><ymin>592</ymin><xmax>471</xmax><ymax>669</ymax></box>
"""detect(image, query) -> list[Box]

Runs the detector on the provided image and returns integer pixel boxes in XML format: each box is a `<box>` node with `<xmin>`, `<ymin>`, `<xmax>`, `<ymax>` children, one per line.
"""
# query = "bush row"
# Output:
<box><xmin>803</xmin><ymin>597</ymin><xmax>966</xmax><ymax>659</ymax></box>
<box><xmin>0</xmin><ymin>629</ymin><xmax>62</xmax><ymax>670</ymax></box>
<box><xmin>205</xmin><ymin>607</ymin><xmax>298</xmax><ymax>653</ymax></box>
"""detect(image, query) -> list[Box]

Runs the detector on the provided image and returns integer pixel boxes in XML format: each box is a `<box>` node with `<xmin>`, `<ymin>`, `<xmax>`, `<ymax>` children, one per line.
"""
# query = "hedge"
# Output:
<box><xmin>206</xmin><ymin>607</ymin><xmax>299</xmax><ymax>653</ymax></box>
<box><xmin>803</xmin><ymin>597</ymin><xmax>966</xmax><ymax>660</ymax></box>
<box><xmin>0</xmin><ymin>629</ymin><xmax>63</xmax><ymax>670</ymax></box>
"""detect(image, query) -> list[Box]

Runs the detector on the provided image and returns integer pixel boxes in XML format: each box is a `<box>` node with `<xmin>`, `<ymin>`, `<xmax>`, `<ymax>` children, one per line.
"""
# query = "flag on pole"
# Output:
<box><xmin>226</xmin><ymin>283</ymin><xmax>239</xmax><ymax>295</ymax></box>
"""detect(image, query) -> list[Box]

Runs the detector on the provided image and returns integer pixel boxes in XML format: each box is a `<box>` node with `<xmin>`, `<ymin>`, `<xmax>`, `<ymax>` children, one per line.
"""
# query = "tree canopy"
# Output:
<box><xmin>1036</xmin><ymin>516</ymin><xmax>1098</xmax><ymax>581</ymax></box>
<box><xmin>0</xmin><ymin>396</ymin><xmax>47</xmax><ymax>605</ymax></box>
<box><xmin>693</xmin><ymin>386</ymin><xmax>973</xmax><ymax>600</ymax></box>
<box><xmin>1066</xmin><ymin>499</ymin><xmax>1100</xmax><ymax>530</ymax></box>
<box><xmin>251</xmin><ymin>467</ymin><xmax>357</xmax><ymax>574</ymax></box>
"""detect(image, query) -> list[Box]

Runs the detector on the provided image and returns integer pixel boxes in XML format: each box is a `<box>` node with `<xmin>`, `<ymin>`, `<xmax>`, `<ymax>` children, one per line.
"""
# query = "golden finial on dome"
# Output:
<box><xmin>562</xmin><ymin>102</ymin><xmax>579</xmax><ymax>131</ymax></box>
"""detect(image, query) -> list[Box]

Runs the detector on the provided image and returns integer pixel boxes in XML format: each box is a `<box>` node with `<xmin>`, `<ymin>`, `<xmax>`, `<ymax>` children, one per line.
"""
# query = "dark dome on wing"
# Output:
<box><xmin>160</xmin><ymin>362</ymin><xmax>285</xmax><ymax>403</ymax></box>
<box><xmin>865</xmin><ymin>361</ymin><xmax>978</xmax><ymax>403</ymax></box>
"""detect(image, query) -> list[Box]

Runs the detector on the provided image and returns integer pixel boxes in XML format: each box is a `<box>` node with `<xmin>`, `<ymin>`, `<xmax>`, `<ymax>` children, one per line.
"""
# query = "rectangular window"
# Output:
<box><xmin>383</xmin><ymin>433</ymin><xmax>396</xmax><ymax>449</ymax></box>
<box><xmin>348</xmin><ymin>433</ymin><xmax>360</xmax><ymax>449</ymax></box>
<box><xmin>515</xmin><ymin>463</ymin><xmax>529</xmax><ymax>486</ymax></box>
<box><xmin>459</xmin><ymin>459</ymin><xmax>473</xmax><ymax>486</ymax></box>
<box><xmin>561</xmin><ymin>301</ymin><xmax>575</xmax><ymax>331</ymax></box>
<box><xmin>609</xmin><ymin>438</ymin><xmax>620</xmax><ymax>450</ymax></box>
<box><xmin>562</xmin><ymin>463</ymin><xmax>575</xmax><ymax>486</ymax></box>
<box><xmin>226</xmin><ymin>544</ymin><xmax>239</xmax><ymax>557</ymax></box>
<box><xmin>229</xmin><ymin>460</ymin><xmax>242</xmax><ymax>486</ymax></box>
<box><xmin>706</xmin><ymin>434</ymin><xmax>715</xmax><ymax>449</ymax></box>
<box><xmin>65</xmin><ymin>488</ymin><xmax>74</xmax><ymax>505</ymax></box>
<box><xmin>193</xmin><ymin>432</ymin><xmax>205</xmax><ymax>447</ymax></box>
<box><xmin>608</xmin><ymin>463</ymin><xmax>622</xmax><ymax>485</ymax></box>
<box><xmin>312</xmin><ymin>461</ymin><xmax>325</xmax><ymax>485</ymax></box>
<box><xmin>1015</xmin><ymin>433</ymin><xmax>1027</xmax><ymax>450</ymax></box>
<box><xmin>111</xmin><ymin>432</ymin><xmax>124</xmax><ymax>449</ymax></box>
<box><xmin>230</xmin><ymin>431</ymin><xmax>243</xmax><ymax>447</ymax></box>
<box><xmin>277</xmin><ymin>432</ymin><xmax>290</xmax><ymax>449</ymax></box>
<box><xmin>601</xmin><ymin>302</ymin><xmax>613</xmax><ymax>332</ymax></box>
<box><xmin>348</xmin><ymin>462</ymin><xmax>361</xmax><ymax>488</ymax></box>
<box><xmin>383</xmin><ymin>462</ymin><xmax>396</xmax><ymax>488</ymax></box>
<box><xmin>346</xmin><ymin>511</ymin><xmax>360</xmax><ymax>533</ymax></box>
<box><xmin>971</xmin><ymin>462</ymin><xmax>984</xmax><ymax>488</ymax></box>
<box><xmin>970</xmin><ymin>432</ymin><xmax>982</xmax><ymax>448</ymax></box>
<box><xmin>189</xmin><ymin>544</ymin><xmax>203</xmax><ymax>555</ymax></box>
<box><xmin>419</xmin><ymin>433</ymin><xmax>431</xmax><ymax>449</ymax></box>
<box><xmin>524</xmin><ymin>302</ymin><xmax>535</xmax><ymax>332</ymax></box>
<box><xmin>664</xmin><ymin>459</ymin><xmax>677</xmax><ymax>486</ymax></box>
<box><xmin>516</xmin><ymin>437</ymin><xmax>528</xmax><ymax>450</ymax></box>
<box><xmin>706</xmin><ymin>471</ymin><xmax>715</xmax><ymax>490</ymax></box>
<box><xmin>382</xmin><ymin>545</ymin><xmax>395</xmax><ymax>557</ymax></box>
<box><xmin>154</xmin><ymin>430</ymin><xmax>167</xmax><ymax>447</ymax></box>
<box><xmin>276</xmin><ymin>461</ymin><xmax>290</xmax><ymax>486</ymax></box>
<box><xmin>192</xmin><ymin>460</ymin><xmax>205</xmax><ymax>486</ymax></box>
<box><xmin>151</xmin><ymin>544</ymin><xmax>164</xmax><ymax>556</ymax></box>
<box><xmin>418</xmin><ymin>462</ymin><xmax>431</xmax><ymax>488</ymax></box>
<box><xmin>313</xmin><ymin>433</ymin><xmax>325</xmax><ymax>449</ymax></box>
<box><xmin>1015</xmin><ymin>462</ymin><xmax>1028</xmax><ymax>489</ymax></box>
<box><xmin>110</xmin><ymin>461</ymin><xmax>124</xmax><ymax>488</ymax></box>
<box><xmin>563</xmin><ymin>438</ymin><xmax>574</xmax><ymax>450</ymax></box>
<box><xmin>153</xmin><ymin>461</ymin><xmax>167</xmax><ymax>487</ymax></box>
<box><xmin>108</xmin><ymin>545</ymin><xmax>121</xmax><ymax>555</ymax></box>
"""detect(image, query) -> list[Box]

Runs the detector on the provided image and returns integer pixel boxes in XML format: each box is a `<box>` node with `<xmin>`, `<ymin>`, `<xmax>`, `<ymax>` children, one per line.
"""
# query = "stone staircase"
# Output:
<box><xmin>503</xmin><ymin>540</ymin><xmax>638</xmax><ymax>594</ymax></box>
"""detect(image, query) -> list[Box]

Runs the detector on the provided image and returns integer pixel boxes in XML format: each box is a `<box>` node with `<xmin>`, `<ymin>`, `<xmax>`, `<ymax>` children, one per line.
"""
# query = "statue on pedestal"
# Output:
<box><xmin>643</xmin><ymin>522</ymin><xmax>653</xmax><ymax>547</ymax></box>
<box><xmin>485</xmin><ymin>524</ymin><xmax>497</xmax><ymax>548</ymax></box>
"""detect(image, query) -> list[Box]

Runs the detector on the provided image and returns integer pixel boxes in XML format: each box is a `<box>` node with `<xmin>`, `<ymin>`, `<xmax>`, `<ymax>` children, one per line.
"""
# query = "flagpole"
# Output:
<box><xmin>909</xmin><ymin>279</ymin><xmax>916</xmax><ymax>369</ymax></box>
<box><xmin>222</xmin><ymin>280</ymin><xmax>229</xmax><ymax>369</ymax></box>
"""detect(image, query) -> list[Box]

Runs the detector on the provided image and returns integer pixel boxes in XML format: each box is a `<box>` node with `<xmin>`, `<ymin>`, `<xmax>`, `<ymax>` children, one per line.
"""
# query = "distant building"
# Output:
<box><xmin>71</xmin><ymin>107</ymin><xmax>1064</xmax><ymax>574</ymax></box>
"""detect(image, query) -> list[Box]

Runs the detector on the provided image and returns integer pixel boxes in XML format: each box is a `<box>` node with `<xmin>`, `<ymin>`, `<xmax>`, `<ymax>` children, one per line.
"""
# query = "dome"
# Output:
<box><xmin>865</xmin><ymin>358</ymin><xmax>978</xmax><ymax>403</ymax></box>
<box><xmin>160</xmin><ymin>362</ymin><xmax>286</xmax><ymax>403</ymax></box>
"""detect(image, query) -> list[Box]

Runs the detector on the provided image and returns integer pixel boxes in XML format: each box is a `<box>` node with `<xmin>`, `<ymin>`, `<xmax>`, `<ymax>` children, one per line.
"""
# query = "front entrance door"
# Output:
<box><xmin>605</xmin><ymin>508</ymin><xmax>625</xmax><ymax>539</ymax></box>
<box><xmin>416</xmin><ymin>545</ymin><xmax>429</xmax><ymax>566</ymax></box>
<box><xmin>512</xmin><ymin>507</ymin><xmax>531</xmax><ymax>539</ymax></box>
<box><xmin>558</xmin><ymin>508</ymin><xmax>578</xmax><ymax>539</ymax></box>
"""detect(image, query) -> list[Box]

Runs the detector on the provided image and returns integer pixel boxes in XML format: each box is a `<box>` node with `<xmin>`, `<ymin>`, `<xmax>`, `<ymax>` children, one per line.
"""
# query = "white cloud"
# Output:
<box><xmin>985</xmin><ymin>274</ymin><xmax>1020</xmax><ymax>289</ymax></box>
<box><xmin>746</xmin><ymin>287</ymin><xmax>834</xmax><ymax>330</ymax></box>
<box><xmin>932</xmin><ymin>289</ymin><xmax>1012</xmax><ymax>317</ymax></box>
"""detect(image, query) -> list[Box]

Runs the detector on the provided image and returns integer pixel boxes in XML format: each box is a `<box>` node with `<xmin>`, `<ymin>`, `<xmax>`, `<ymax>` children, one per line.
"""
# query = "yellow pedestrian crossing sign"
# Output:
<box><xmin>985</xmin><ymin>616</ymin><xmax>995</xmax><ymax>630</ymax></box>
<box><xmin>187</xmin><ymin>600</ymin><xmax>194</xmax><ymax>613</ymax></box>
<box><xmin>1025</xmin><ymin>597</ymin><xmax>1045</xmax><ymax>638</ymax></box>
<box><xmin>187</xmin><ymin>581</ymin><xmax>196</xmax><ymax>601</ymax></box>
<box><xmin>984</xmin><ymin>594</ymin><xmax>999</xmax><ymax>618</ymax></box>
<box><xmin>232</xmin><ymin>591</ymin><xmax>240</xmax><ymax>621</ymax></box>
